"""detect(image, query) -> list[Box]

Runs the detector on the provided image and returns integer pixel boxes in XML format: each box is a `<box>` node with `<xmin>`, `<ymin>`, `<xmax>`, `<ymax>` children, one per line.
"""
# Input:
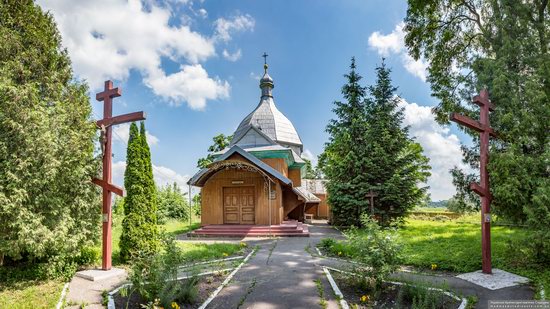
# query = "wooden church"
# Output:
<box><xmin>188</xmin><ymin>61</ymin><xmax>327</xmax><ymax>236</ymax></box>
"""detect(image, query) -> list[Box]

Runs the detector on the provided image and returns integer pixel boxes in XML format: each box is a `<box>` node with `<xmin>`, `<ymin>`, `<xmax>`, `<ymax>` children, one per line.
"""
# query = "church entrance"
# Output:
<box><xmin>223</xmin><ymin>186</ymin><xmax>255</xmax><ymax>224</ymax></box>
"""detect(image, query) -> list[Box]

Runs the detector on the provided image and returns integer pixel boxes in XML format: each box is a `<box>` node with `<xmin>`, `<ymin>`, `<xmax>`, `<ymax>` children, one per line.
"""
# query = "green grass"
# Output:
<box><xmin>110</xmin><ymin>216</ymin><xmax>200</xmax><ymax>264</ymax></box>
<box><xmin>398</xmin><ymin>218</ymin><xmax>550</xmax><ymax>297</ymax></box>
<box><xmin>177</xmin><ymin>242</ymin><xmax>243</xmax><ymax>263</ymax></box>
<box><xmin>321</xmin><ymin>216</ymin><xmax>549</xmax><ymax>298</ymax></box>
<box><xmin>0</xmin><ymin>279</ymin><xmax>64</xmax><ymax>309</ymax></box>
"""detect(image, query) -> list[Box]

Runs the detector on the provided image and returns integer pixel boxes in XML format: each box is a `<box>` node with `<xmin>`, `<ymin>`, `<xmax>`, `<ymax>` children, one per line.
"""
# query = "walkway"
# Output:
<box><xmin>199</xmin><ymin>221</ymin><xmax>535</xmax><ymax>309</ymax></box>
<box><xmin>206</xmin><ymin>223</ymin><xmax>343</xmax><ymax>309</ymax></box>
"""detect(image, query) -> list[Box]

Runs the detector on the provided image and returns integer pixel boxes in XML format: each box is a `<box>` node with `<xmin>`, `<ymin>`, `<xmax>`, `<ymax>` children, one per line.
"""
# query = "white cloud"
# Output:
<box><xmin>249</xmin><ymin>72</ymin><xmax>261</xmax><ymax>80</ymax></box>
<box><xmin>112</xmin><ymin>123</ymin><xmax>159</xmax><ymax>146</ymax></box>
<box><xmin>398</xmin><ymin>98</ymin><xmax>471</xmax><ymax>200</ymax></box>
<box><xmin>112</xmin><ymin>161</ymin><xmax>190</xmax><ymax>189</ymax></box>
<box><xmin>37</xmin><ymin>0</ymin><xmax>254</xmax><ymax>109</ymax></box>
<box><xmin>368</xmin><ymin>22</ymin><xmax>428</xmax><ymax>82</ymax></box>
<box><xmin>222</xmin><ymin>48</ymin><xmax>242</xmax><ymax>62</ymax></box>
<box><xmin>198</xmin><ymin>8</ymin><xmax>208</xmax><ymax>18</ymax></box>
<box><xmin>145</xmin><ymin>64</ymin><xmax>230</xmax><ymax>110</ymax></box>
<box><xmin>301</xmin><ymin>149</ymin><xmax>318</xmax><ymax>166</ymax></box>
<box><xmin>368</xmin><ymin>23</ymin><xmax>405</xmax><ymax>56</ymax></box>
<box><xmin>214</xmin><ymin>14</ymin><xmax>255</xmax><ymax>42</ymax></box>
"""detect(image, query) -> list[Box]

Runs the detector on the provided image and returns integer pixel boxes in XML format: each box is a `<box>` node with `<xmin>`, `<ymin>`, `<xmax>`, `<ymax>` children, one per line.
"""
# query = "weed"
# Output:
<box><xmin>315</xmin><ymin>278</ymin><xmax>328</xmax><ymax>309</ymax></box>
<box><xmin>237</xmin><ymin>278</ymin><xmax>257</xmax><ymax>309</ymax></box>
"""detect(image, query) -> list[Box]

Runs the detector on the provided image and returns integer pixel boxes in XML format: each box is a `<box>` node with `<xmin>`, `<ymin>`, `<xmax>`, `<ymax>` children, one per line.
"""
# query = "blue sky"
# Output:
<box><xmin>38</xmin><ymin>0</ymin><xmax>471</xmax><ymax>200</ymax></box>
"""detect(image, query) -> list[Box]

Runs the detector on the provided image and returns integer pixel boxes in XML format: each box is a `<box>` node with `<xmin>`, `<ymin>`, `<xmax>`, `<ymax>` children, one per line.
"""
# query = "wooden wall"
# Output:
<box><xmin>304</xmin><ymin>194</ymin><xmax>329</xmax><ymax>218</ymax></box>
<box><xmin>261</xmin><ymin>158</ymin><xmax>288</xmax><ymax>178</ymax></box>
<box><xmin>288</xmin><ymin>169</ymin><xmax>301</xmax><ymax>186</ymax></box>
<box><xmin>201</xmin><ymin>166</ymin><xmax>283</xmax><ymax>226</ymax></box>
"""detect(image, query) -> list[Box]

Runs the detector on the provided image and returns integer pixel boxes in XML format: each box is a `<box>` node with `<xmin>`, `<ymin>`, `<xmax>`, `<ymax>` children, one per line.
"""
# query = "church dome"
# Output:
<box><xmin>230</xmin><ymin>63</ymin><xmax>303</xmax><ymax>153</ymax></box>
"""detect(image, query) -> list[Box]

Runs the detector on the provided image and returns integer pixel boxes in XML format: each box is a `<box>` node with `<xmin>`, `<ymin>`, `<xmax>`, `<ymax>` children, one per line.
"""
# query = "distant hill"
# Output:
<box><xmin>428</xmin><ymin>200</ymin><xmax>449</xmax><ymax>208</ymax></box>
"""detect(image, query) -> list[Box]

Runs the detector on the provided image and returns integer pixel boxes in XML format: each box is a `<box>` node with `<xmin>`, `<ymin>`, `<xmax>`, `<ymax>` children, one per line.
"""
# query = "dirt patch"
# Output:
<box><xmin>331</xmin><ymin>271</ymin><xmax>461</xmax><ymax>309</ymax></box>
<box><xmin>113</xmin><ymin>272</ymin><xmax>227</xmax><ymax>309</ymax></box>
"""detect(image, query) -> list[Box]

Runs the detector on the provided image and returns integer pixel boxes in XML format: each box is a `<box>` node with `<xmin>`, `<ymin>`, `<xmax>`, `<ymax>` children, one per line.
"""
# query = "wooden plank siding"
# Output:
<box><xmin>304</xmin><ymin>194</ymin><xmax>329</xmax><ymax>218</ymax></box>
<box><xmin>261</xmin><ymin>158</ymin><xmax>288</xmax><ymax>178</ymax></box>
<box><xmin>288</xmin><ymin>169</ymin><xmax>301</xmax><ymax>187</ymax></box>
<box><xmin>201</xmin><ymin>167</ymin><xmax>284</xmax><ymax>226</ymax></box>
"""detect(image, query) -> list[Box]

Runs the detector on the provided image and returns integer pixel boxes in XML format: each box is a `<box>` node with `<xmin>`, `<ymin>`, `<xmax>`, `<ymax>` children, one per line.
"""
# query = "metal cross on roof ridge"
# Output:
<box><xmin>262</xmin><ymin>52</ymin><xmax>268</xmax><ymax>65</ymax></box>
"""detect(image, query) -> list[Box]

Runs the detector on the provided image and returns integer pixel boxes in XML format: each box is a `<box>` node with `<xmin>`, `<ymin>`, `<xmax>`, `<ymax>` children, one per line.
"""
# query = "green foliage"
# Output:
<box><xmin>197</xmin><ymin>133</ymin><xmax>233</xmax><ymax>168</ymax></box>
<box><xmin>320</xmin><ymin>214</ymin><xmax>402</xmax><ymax>286</ymax></box>
<box><xmin>396</xmin><ymin>282</ymin><xmax>451</xmax><ymax>309</ymax></box>
<box><xmin>405</xmin><ymin>0</ymin><xmax>550</xmax><ymax>260</ymax></box>
<box><xmin>0</xmin><ymin>0</ymin><xmax>100</xmax><ymax>268</ymax></box>
<box><xmin>120</xmin><ymin>122</ymin><xmax>159</xmax><ymax>262</ymax></box>
<box><xmin>302</xmin><ymin>158</ymin><xmax>322</xmax><ymax>179</ymax></box>
<box><xmin>178</xmin><ymin>242</ymin><xmax>242</xmax><ymax>263</ymax></box>
<box><xmin>319</xmin><ymin>58</ymin><xmax>430</xmax><ymax>226</ymax></box>
<box><xmin>157</xmin><ymin>182</ymin><xmax>189</xmax><ymax>223</ymax></box>
<box><xmin>129</xmin><ymin>236</ymin><xmax>198</xmax><ymax>308</ymax></box>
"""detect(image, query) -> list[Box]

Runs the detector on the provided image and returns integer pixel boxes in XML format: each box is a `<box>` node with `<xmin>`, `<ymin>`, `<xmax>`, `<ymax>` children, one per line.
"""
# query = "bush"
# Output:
<box><xmin>128</xmin><ymin>236</ymin><xmax>198</xmax><ymax>308</ymax></box>
<box><xmin>157</xmin><ymin>182</ymin><xmax>189</xmax><ymax>223</ymax></box>
<box><xmin>320</xmin><ymin>214</ymin><xmax>401</xmax><ymax>287</ymax></box>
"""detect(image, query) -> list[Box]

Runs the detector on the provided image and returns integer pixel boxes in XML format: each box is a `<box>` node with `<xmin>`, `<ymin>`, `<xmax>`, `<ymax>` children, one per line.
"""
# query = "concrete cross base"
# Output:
<box><xmin>75</xmin><ymin>268</ymin><xmax>126</xmax><ymax>282</ymax></box>
<box><xmin>456</xmin><ymin>268</ymin><xmax>529</xmax><ymax>290</ymax></box>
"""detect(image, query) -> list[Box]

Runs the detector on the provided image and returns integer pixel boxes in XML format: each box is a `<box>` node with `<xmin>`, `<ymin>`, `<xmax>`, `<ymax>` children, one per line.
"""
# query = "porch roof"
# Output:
<box><xmin>187</xmin><ymin>145</ymin><xmax>293</xmax><ymax>187</ymax></box>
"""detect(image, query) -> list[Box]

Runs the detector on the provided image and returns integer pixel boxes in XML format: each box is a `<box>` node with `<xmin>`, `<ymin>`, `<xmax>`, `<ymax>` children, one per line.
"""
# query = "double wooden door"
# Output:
<box><xmin>223</xmin><ymin>187</ymin><xmax>255</xmax><ymax>224</ymax></box>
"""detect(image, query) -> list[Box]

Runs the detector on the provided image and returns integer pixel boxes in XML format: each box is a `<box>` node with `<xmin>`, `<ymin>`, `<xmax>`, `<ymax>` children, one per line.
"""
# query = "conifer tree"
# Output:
<box><xmin>320</xmin><ymin>59</ymin><xmax>430</xmax><ymax>226</ymax></box>
<box><xmin>120</xmin><ymin>122</ymin><xmax>159</xmax><ymax>261</ymax></box>
<box><xmin>0</xmin><ymin>0</ymin><xmax>99</xmax><ymax>265</ymax></box>
<box><xmin>363</xmin><ymin>62</ymin><xmax>431</xmax><ymax>224</ymax></box>
<box><xmin>319</xmin><ymin>58</ymin><xmax>371</xmax><ymax>226</ymax></box>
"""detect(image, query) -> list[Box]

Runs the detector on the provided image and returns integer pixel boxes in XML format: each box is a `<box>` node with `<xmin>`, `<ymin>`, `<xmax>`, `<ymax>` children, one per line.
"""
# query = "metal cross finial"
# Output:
<box><xmin>262</xmin><ymin>52</ymin><xmax>269</xmax><ymax>73</ymax></box>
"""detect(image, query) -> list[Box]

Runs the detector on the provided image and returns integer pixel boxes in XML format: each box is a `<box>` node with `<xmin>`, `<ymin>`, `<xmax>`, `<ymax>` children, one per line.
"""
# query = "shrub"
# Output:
<box><xmin>128</xmin><ymin>236</ymin><xmax>198</xmax><ymax>308</ymax></box>
<box><xmin>320</xmin><ymin>215</ymin><xmax>401</xmax><ymax>287</ymax></box>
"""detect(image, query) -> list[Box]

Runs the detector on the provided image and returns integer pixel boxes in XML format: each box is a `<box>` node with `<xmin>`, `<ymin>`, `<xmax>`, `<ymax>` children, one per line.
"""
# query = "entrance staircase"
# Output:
<box><xmin>188</xmin><ymin>220</ymin><xmax>309</xmax><ymax>237</ymax></box>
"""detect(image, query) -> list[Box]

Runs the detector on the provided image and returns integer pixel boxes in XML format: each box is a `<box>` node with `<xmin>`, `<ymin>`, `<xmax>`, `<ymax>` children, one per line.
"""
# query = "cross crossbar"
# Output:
<box><xmin>96</xmin><ymin>81</ymin><xmax>121</xmax><ymax>101</ymax></box>
<box><xmin>450</xmin><ymin>113</ymin><xmax>497</xmax><ymax>137</ymax></box>
<box><xmin>96</xmin><ymin>111</ymin><xmax>146</xmax><ymax>128</ymax></box>
<box><xmin>92</xmin><ymin>178</ymin><xmax>124</xmax><ymax>197</ymax></box>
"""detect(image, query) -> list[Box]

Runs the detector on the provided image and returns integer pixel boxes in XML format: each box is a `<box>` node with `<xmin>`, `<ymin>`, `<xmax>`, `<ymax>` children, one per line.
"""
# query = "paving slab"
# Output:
<box><xmin>65</xmin><ymin>268</ymin><xmax>127</xmax><ymax>308</ymax></box>
<box><xmin>457</xmin><ymin>268</ymin><xmax>530</xmax><ymax>290</ymax></box>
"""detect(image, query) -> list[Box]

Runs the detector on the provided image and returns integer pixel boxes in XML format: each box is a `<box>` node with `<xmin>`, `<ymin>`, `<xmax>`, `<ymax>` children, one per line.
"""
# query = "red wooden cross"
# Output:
<box><xmin>450</xmin><ymin>89</ymin><xmax>495</xmax><ymax>274</ymax></box>
<box><xmin>93</xmin><ymin>80</ymin><xmax>145</xmax><ymax>270</ymax></box>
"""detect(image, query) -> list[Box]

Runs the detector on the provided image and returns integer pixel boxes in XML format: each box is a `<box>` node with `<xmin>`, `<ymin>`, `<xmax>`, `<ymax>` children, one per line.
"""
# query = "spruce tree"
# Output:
<box><xmin>363</xmin><ymin>62</ymin><xmax>430</xmax><ymax>224</ymax></box>
<box><xmin>319</xmin><ymin>58</ymin><xmax>370</xmax><ymax>226</ymax></box>
<box><xmin>120</xmin><ymin>122</ymin><xmax>159</xmax><ymax>261</ymax></box>
<box><xmin>320</xmin><ymin>59</ymin><xmax>430</xmax><ymax>226</ymax></box>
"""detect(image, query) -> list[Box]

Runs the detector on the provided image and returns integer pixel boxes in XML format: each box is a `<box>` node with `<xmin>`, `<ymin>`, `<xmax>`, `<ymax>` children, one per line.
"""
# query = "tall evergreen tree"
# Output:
<box><xmin>363</xmin><ymin>62</ymin><xmax>431</xmax><ymax>224</ymax></box>
<box><xmin>320</xmin><ymin>59</ymin><xmax>430</xmax><ymax>226</ymax></box>
<box><xmin>319</xmin><ymin>58</ymin><xmax>370</xmax><ymax>226</ymax></box>
<box><xmin>0</xmin><ymin>0</ymin><xmax>99</xmax><ymax>265</ymax></box>
<box><xmin>120</xmin><ymin>122</ymin><xmax>159</xmax><ymax>261</ymax></box>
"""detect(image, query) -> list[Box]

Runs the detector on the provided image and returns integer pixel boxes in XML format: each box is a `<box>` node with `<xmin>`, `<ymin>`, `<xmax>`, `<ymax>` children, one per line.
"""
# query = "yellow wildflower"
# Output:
<box><xmin>171</xmin><ymin>302</ymin><xmax>180</xmax><ymax>309</ymax></box>
<box><xmin>360</xmin><ymin>295</ymin><xmax>370</xmax><ymax>302</ymax></box>
<box><xmin>222</xmin><ymin>252</ymin><xmax>229</xmax><ymax>257</ymax></box>
<box><xmin>431</xmin><ymin>263</ymin><xmax>438</xmax><ymax>270</ymax></box>
<box><xmin>338</xmin><ymin>251</ymin><xmax>342</xmax><ymax>256</ymax></box>
<box><xmin>240</xmin><ymin>242</ymin><xmax>248</xmax><ymax>248</ymax></box>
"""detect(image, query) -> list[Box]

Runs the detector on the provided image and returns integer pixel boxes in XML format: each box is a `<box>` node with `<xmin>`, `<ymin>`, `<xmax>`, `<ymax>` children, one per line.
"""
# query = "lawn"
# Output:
<box><xmin>0</xmin><ymin>279</ymin><xmax>65</xmax><ymax>309</ymax></box>
<box><xmin>0</xmin><ymin>217</ymin><xmax>203</xmax><ymax>308</ymax></box>
<box><xmin>397</xmin><ymin>218</ymin><xmax>548</xmax><ymax>297</ymax></box>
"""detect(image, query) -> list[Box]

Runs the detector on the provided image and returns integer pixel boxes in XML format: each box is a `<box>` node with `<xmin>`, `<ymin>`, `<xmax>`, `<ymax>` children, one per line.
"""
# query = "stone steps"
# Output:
<box><xmin>189</xmin><ymin>220</ymin><xmax>309</xmax><ymax>237</ymax></box>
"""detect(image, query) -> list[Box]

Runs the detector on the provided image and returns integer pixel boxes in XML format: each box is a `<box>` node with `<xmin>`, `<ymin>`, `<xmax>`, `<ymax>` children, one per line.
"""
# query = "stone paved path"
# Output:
<box><xmin>207</xmin><ymin>223</ymin><xmax>343</xmax><ymax>309</ymax></box>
